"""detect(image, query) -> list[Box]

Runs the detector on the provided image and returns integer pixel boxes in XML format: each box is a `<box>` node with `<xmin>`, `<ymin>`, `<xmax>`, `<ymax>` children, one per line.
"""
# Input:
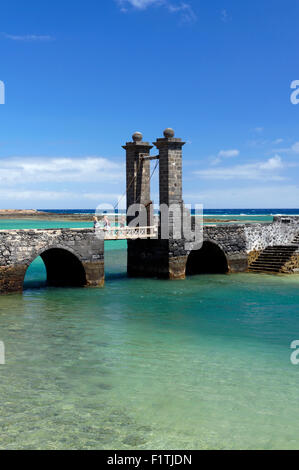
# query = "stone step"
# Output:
<box><xmin>257</xmin><ymin>253</ymin><xmax>295</xmax><ymax>257</ymax></box>
<box><xmin>264</xmin><ymin>246</ymin><xmax>296</xmax><ymax>249</ymax></box>
<box><xmin>248</xmin><ymin>244</ymin><xmax>297</xmax><ymax>274</ymax></box>
<box><xmin>261</xmin><ymin>252</ymin><xmax>296</xmax><ymax>257</ymax></box>
<box><xmin>251</xmin><ymin>261</ymin><xmax>290</xmax><ymax>266</ymax></box>
<box><xmin>249</xmin><ymin>270</ymin><xmax>281</xmax><ymax>274</ymax></box>
<box><xmin>262</xmin><ymin>252</ymin><xmax>296</xmax><ymax>257</ymax></box>
<box><xmin>250</xmin><ymin>265</ymin><xmax>286</xmax><ymax>270</ymax></box>
<box><xmin>263</xmin><ymin>247</ymin><xmax>297</xmax><ymax>252</ymax></box>
<box><xmin>263</xmin><ymin>248</ymin><xmax>296</xmax><ymax>252</ymax></box>
<box><xmin>251</xmin><ymin>256</ymin><xmax>293</xmax><ymax>262</ymax></box>
<box><xmin>249</xmin><ymin>267</ymin><xmax>281</xmax><ymax>273</ymax></box>
<box><xmin>250</xmin><ymin>266</ymin><xmax>286</xmax><ymax>271</ymax></box>
<box><xmin>253</xmin><ymin>256</ymin><xmax>294</xmax><ymax>262</ymax></box>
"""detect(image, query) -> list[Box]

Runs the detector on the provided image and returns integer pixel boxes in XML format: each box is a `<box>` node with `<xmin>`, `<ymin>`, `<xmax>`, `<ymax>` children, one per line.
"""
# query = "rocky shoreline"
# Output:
<box><xmin>0</xmin><ymin>209</ymin><xmax>240</xmax><ymax>224</ymax></box>
<box><xmin>0</xmin><ymin>210</ymin><xmax>132</xmax><ymax>224</ymax></box>
<box><xmin>0</xmin><ymin>210</ymin><xmax>95</xmax><ymax>222</ymax></box>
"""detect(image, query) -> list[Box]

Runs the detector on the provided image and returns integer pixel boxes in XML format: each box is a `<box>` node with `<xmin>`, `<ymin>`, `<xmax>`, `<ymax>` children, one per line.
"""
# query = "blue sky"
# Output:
<box><xmin>1</xmin><ymin>0</ymin><xmax>299</xmax><ymax>209</ymax></box>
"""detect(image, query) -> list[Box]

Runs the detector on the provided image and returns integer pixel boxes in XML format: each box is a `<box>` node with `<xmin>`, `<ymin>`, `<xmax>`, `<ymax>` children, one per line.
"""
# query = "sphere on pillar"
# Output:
<box><xmin>132</xmin><ymin>132</ymin><xmax>143</xmax><ymax>142</ymax></box>
<box><xmin>163</xmin><ymin>128</ymin><xmax>175</xmax><ymax>138</ymax></box>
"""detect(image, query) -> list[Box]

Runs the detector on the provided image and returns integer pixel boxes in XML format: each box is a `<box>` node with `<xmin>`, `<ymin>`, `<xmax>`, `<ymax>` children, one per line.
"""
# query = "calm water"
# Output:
<box><xmin>1</xmin><ymin>221</ymin><xmax>299</xmax><ymax>449</ymax></box>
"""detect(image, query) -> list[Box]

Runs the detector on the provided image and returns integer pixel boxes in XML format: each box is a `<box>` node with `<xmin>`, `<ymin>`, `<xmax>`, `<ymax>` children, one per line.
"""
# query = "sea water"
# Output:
<box><xmin>0</xmin><ymin>220</ymin><xmax>299</xmax><ymax>449</ymax></box>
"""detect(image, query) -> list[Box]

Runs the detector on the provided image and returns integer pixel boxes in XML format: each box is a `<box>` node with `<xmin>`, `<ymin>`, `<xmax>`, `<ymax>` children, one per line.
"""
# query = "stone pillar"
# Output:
<box><xmin>153</xmin><ymin>128</ymin><xmax>188</xmax><ymax>279</ymax></box>
<box><xmin>154</xmin><ymin>128</ymin><xmax>184</xmax><ymax>207</ymax></box>
<box><xmin>122</xmin><ymin>132</ymin><xmax>153</xmax><ymax>225</ymax></box>
<box><xmin>0</xmin><ymin>265</ymin><xmax>27</xmax><ymax>294</ymax></box>
<box><xmin>123</xmin><ymin>132</ymin><xmax>154</xmax><ymax>277</ymax></box>
<box><xmin>83</xmin><ymin>260</ymin><xmax>105</xmax><ymax>287</ymax></box>
<box><xmin>124</xmin><ymin>128</ymin><xmax>189</xmax><ymax>280</ymax></box>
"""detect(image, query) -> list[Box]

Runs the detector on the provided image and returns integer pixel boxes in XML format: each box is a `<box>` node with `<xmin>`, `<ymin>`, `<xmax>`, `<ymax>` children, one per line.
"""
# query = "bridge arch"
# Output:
<box><xmin>25</xmin><ymin>246</ymin><xmax>87</xmax><ymax>288</ymax></box>
<box><xmin>186</xmin><ymin>240</ymin><xmax>229</xmax><ymax>275</ymax></box>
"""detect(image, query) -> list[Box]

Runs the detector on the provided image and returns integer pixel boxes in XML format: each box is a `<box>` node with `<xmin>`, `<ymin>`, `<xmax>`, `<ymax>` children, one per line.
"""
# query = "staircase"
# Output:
<box><xmin>248</xmin><ymin>244</ymin><xmax>298</xmax><ymax>273</ymax></box>
<box><xmin>292</xmin><ymin>234</ymin><xmax>299</xmax><ymax>245</ymax></box>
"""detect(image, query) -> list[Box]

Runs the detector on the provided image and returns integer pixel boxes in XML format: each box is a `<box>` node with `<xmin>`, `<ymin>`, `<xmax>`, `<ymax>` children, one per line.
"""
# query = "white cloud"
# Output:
<box><xmin>195</xmin><ymin>155</ymin><xmax>284</xmax><ymax>181</ymax></box>
<box><xmin>2</xmin><ymin>33</ymin><xmax>53</xmax><ymax>41</ymax></box>
<box><xmin>221</xmin><ymin>9</ymin><xmax>229</xmax><ymax>22</ymax></box>
<box><xmin>166</xmin><ymin>3</ymin><xmax>196</xmax><ymax>21</ymax></box>
<box><xmin>287</xmin><ymin>142</ymin><xmax>299</xmax><ymax>153</ymax></box>
<box><xmin>0</xmin><ymin>156</ymin><xmax>124</xmax><ymax>185</ymax></box>
<box><xmin>0</xmin><ymin>156</ymin><xmax>127</xmax><ymax>208</ymax></box>
<box><xmin>0</xmin><ymin>190</ymin><xmax>74</xmax><ymax>200</ymax></box>
<box><xmin>292</xmin><ymin>142</ymin><xmax>299</xmax><ymax>153</ymax></box>
<box><xmin>218</xmin><ymin>149</ymin><xmax>239</xmax><ymax>158</ymax></box>
<box><xmin>273</xmin><ymin>141</ymin><xmax>299</xmax><ymax>155</ymax></box>
<box><xmin>117</xmin><ymin>0</ymin><xmax>196</xmax><ymax>21</ymax></box>
<box><xmin>210</xmin><ymin>148</ymin><xmax>239</xmax><ymax>165</ymax></box>
<box><xmin>118</xmin><ymin>0</ymin><xmax>161</xmax><ymax>8</ymax></box>
<box><xmin>259</xmin><ymin>155</ymin><xmax>283</xmax><ymax>170</ymax></box>
<box><xmin>0</xmin><ymin>189</ymin><xmax>122</xmax><ymax>205</ymax></box>
<box><xmin>184</xmin><ymin>185</ymin><xmax>299</xmax><ymax>209</ymax></box>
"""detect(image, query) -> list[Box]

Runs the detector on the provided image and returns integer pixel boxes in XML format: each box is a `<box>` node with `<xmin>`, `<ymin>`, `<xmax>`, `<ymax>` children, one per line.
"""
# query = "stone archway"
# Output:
<box><xmin>26</xmin><ymin>248</ymin><xmax>87</xmax><ymax>288</ymax></box>
<box><xmin>186</xmin><ymin>241</ymin><xmax>229</xmax><ymax>275</ymax></box>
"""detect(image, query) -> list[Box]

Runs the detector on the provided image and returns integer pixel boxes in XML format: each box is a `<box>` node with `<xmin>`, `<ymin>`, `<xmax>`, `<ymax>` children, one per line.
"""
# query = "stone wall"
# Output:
<box><xmin>282</xmin><ymin>252</ymin><xmax>299</xmax><ymax>273</ymax></box>
<box><xmin>189</xmin><ymin>216</ymin><xmax>299</xmax><ymax>274</ymax></box>
<box><xmin>2</xmin><ymin>216</ymin><xmax>299</xmax><ymax>294</ymax></box>
<box><xmin>245</xmin><ymin>216</ymin><xmax>299</xmax><ymax>252</ymax></box>
<box><xmin>202</xmin><ymin>225</ymin><xmax>248</xmax><ymax>272</ymax></box>
<box><xmin>0</xmin><ymin>228</ymin><xmax>104</xmax><ymax>294</ymax></box>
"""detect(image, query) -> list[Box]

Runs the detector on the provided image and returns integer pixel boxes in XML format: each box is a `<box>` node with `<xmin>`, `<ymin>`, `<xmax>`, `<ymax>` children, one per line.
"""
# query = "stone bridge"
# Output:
<box><xmin>0</xmin><ymin>228</ymin><xmax>104</xmax><ymax>294</ymax></box>
<box><xmin>199</xmin><ymin>216</ymin><xmax>299</xmax><ymax>274</ymax></box>
<box><xmin>1</xmin><ymin>127</ymin><xmax>299</xmax><ymax>294</ymax></box>
<box><xmin>1</xmin><ymin>216</ymin><xmax>299</xmax><ymax>294</ymax></box>
<box><xmin>128</xmin><ymin>216</ymin><xmax>299</xmax><ymax>279</ymax></box>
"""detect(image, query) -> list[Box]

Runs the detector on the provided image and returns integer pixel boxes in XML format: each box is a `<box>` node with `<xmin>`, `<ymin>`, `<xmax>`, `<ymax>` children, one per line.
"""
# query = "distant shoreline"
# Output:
<box><xmin>0</xmin><ymin>210</ymin><xmax>95</xmax><ymax>222</ymax></box>
<box><xmin>0</xmin><ymin>209</ymin><xmax>268</xmax><ymax>225</ymax></box>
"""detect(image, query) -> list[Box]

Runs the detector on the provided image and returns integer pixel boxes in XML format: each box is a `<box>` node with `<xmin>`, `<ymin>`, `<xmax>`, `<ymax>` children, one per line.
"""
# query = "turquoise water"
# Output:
<box><xmin>204</xmin><ymin>215</ymin><xmax>273</xmax><ymax>224</ymax></box>
<box><xmin>1</xmin><ymin>221</ymin><xmax>299</xmax><ymax>449</ymax></box>
<box><xmin>0</xmin><ymin>219</ymin><xmax>93</xmax><ymax>230</ymax></box>
<box><xmin>0</xmin><ymin>215</ymin><xmax>273</xmax><ymax>232</ymax></box>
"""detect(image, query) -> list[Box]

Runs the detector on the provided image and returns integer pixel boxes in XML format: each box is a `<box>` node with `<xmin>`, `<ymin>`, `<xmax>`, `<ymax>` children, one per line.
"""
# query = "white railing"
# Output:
<box><xmin>95</xmin><ymin>226</ymin><xmax>158</xmax><ymax>240</ymax></box>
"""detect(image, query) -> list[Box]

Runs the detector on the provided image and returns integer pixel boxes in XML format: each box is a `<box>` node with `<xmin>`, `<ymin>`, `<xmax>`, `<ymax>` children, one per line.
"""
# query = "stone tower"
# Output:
<box><xmin>122</xmin><ymin>132</ymin><xmax>153</xmax><ymax>225</ymax></box>
<box><xmin>123</xmin><ymin>129</ymin><xmax>191</xmax><ymax>280</ymax></box>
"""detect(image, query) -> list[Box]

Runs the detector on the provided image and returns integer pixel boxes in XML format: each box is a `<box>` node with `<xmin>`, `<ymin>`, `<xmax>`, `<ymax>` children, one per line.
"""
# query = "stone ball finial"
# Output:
<box><xmin>163</xmin><ymin>128</ymin><xmax>175</xmax><ymax>138</ymax></box>
<box><xmin>132</xmin><ymin>132</ymin><xmax>143</xmax><ymax>142</ymax></box>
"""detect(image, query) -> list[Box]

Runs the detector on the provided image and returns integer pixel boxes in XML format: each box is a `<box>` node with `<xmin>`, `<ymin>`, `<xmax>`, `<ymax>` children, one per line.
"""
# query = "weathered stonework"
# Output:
<box><xmin>0</xmin><ymin>228</ymin><xmax>104</xmax><ymax>294</ymax></box>
<box><xmin>2</xmin><ymin>130</ymin><xmax>299</xmax><ymax>294</ymax></box>
<box><xmin>281</xmin><ymin>252</ymin><xmax>299</xmax><ymax>273</ymax></box>
<box><xmin>123</xmin><ymin>130</ymin><xmax>299</xmax><ymax>280</ymax></box>
<box><xmin>245</xmin><ymin>216</ymin><xmax>299</xmax><ymax>251</ymax></box>
<box><xmin>202</xmin><ymin>225</ymin><xmax>248</xmax><ymax>272</ymax></box>
<box><xmin>125</xmin><ymin>130</ymin><xmax>192</xmax><ymax>280</ymax></box>
<box><xmin>169</xmin><ymin>256</ymin><xmax>188</xmax><ymax>280</ymax></box>
<box><xmin>247</xmin><ymin>250</ymin><xmax>261</xmax><ymax>266</ymax></box>
<box><xmin>0</xmin><ymin>265</ymin><xmax>27</xmax><ymax>294</ymax></box>
<box><xmin>123</xmin><ymin>134</ymin><xmax>153</xmax><ymax>226</ymax></box>
<box><xmin>200</xmin><ymin>216</ymin><xmax>299</xmax><ymax>274</ymax></box>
